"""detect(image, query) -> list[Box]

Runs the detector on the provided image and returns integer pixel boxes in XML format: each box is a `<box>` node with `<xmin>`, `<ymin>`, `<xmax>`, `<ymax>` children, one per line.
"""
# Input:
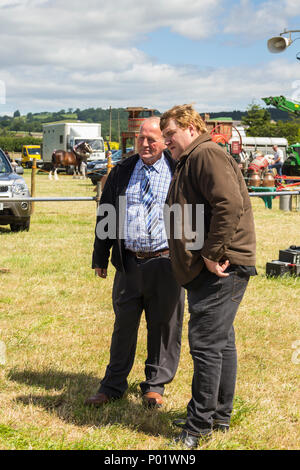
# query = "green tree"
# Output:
<box><xmin>242</xmin><ymin>103</ymin><xmax>271</xmax><ymax>136</ymax></box>
<box><xmin>242</xmin><ymin>103</ymin><xmax>300</xmax><ymax>144</ymax></box>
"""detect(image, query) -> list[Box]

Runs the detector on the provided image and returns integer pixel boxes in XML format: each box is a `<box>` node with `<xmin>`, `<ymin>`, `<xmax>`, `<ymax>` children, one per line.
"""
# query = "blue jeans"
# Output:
<box><xmin>185</xmin><ymin>270</ymin><xmax>249</xmax><ymax>436</ymax></box>
<box><xmin>268</xmin><ymin>162</ymin><xmax>283</xmax><ymax>176</ymax></box>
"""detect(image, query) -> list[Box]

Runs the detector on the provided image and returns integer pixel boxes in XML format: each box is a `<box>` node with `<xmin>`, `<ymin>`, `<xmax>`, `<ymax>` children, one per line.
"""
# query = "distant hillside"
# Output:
<box><xmin>0</xmin><ymin>105</ymin><xmax>296</xmax><ymax>142</ymax></box>
<box><xmin>0</xmin><ymin>108</ymin><xmax>139</xmax><ymax>142</ymax></box>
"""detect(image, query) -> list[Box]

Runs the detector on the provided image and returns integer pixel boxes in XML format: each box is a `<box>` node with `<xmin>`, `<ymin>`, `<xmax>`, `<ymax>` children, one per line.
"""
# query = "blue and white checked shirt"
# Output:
<box><xmin>124</xmin><ymin>152</ymin><xmax>172</xmax><ymax>252</ymax></box>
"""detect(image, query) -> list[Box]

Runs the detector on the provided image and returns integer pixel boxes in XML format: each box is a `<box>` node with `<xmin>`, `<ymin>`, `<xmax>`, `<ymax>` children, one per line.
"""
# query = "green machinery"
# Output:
<box><xmin>284</xmin><ymin>143</ymin><xmax>300</xmax><ymax>176</ymax></box>
<box><xmin>262</xmin><ymin>95</ymin><xmax>300</xmax><ymax>176</ymax></box>
<box><xmin>262</xmin><ymin>95</ymin><xmax>300</xmax><ymax>115</ymax></box>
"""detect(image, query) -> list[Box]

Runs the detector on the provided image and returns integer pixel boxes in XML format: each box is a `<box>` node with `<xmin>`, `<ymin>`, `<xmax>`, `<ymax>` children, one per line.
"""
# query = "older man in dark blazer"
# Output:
<box><xmin>85</xmin><ymin>117</ymin><xmax>185</xmax><ymax>409</ymax></box>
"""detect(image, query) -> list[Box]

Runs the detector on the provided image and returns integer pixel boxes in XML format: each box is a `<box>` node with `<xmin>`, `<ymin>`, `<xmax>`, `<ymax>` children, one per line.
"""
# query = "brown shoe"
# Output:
<box><xmin>142</xmin><ymin>392</ymin><xmax>163</xmax><ymax>408</ymax></box>
<box><xmin>84</xmin><ymin>392</ymin><xmax>112</xmax><ymax>407</ymax></box>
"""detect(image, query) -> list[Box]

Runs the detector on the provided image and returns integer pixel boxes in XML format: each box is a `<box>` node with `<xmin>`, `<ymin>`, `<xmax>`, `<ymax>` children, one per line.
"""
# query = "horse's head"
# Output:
<box><xmin>73</xmin><ymin>141</ymin><xmax>93</xmax><ymax>158</ymax></box>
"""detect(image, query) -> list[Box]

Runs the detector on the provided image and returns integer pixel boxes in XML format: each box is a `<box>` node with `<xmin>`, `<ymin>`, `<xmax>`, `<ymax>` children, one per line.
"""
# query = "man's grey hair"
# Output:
<box><xmin>139</xmin><ymin>116</ymin><xmax>161</xmax><ymax>131</ymax></box>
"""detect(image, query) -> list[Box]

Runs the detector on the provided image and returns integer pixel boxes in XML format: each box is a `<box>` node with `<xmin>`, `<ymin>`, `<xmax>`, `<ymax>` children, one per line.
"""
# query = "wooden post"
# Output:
<box><xmin>31</xmin><ymin>158</ymin><xmax>36</xmax><ymax>214</ymax></box>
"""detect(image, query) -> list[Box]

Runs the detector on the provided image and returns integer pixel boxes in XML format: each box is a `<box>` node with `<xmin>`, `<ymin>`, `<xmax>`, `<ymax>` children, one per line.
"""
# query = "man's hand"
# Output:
<box><xmin>203</xmin><ymin>257</ymin><xmax>230</xmax><ymax>278</ymax></box>
<box><xmin>95</xmin><ymin>268</ymin><xmax>107</xmax><ymax>278</ymax></box>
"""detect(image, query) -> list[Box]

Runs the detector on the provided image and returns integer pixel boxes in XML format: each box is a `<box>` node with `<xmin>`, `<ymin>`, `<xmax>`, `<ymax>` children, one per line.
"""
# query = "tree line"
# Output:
<box><xmin>0</xmin><ymin>108</ymin><xmax>137</xmax><ymax>141</ymax></box>
<box><xmin>0</xmin><ymin>104</ymin><xmax>299</xmax><ymax>152</ymax></box>
<box><xmin>241</xmin><ymin>104</ymin><xmax>300</xmax><ymax>145</ymax></box>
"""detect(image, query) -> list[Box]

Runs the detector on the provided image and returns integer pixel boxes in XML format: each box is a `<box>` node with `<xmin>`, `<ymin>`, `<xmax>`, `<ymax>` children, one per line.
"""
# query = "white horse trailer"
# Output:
<box><xmin>42</xmin><ymin>122</ymin><xmax>105</xmax><ymax>171</ymax></box>
<box><xmin>236</xmin><ymin>137</ymin><xmax>289</xmax><ymax>160</ymax></box>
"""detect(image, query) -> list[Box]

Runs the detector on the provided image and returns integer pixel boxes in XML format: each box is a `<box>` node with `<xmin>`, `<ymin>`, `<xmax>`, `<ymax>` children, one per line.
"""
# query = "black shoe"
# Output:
<box><xmin>173</xmin><ymin>430</ymin><xmax>200</xmax><ymax>449</ymax></box>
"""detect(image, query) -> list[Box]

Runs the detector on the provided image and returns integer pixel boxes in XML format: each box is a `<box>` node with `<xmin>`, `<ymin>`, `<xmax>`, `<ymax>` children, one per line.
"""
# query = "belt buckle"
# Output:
<box><xmin>135</xmin><ymin>251</ymin><xmax>146</xmax><ymax>259</ymax></box>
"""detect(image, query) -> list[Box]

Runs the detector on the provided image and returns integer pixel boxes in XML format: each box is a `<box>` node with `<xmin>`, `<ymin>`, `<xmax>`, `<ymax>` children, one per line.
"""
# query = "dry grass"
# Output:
<box><xmin>0</xmin><ymin>171</ymin><xmax>299</xmax><ymax>450</ymax></box>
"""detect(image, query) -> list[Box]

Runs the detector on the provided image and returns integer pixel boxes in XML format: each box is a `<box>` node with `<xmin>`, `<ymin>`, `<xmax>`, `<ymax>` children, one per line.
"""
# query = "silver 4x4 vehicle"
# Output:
<box><xmin>0</xmin><ymin>148</ymin><xmax>31</xmax><ymax>231</ymax></box>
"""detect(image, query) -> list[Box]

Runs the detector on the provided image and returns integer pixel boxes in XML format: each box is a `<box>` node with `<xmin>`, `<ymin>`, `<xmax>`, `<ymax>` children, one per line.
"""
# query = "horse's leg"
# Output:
<box><xmin>73</xmin><ymin>165</ymin><xmax>79</xmax><ymax>179</ymax></box>
<box><xmin>80</xmin><ymin>164</ymin><xmax>84</xmax><ymax>179</ymax></box>
<box><xmin>54</xmin><ymin>167</ymin><xmax>59</xmax><ymax>180</ymax></box>
<box><xmin>49</xmin><ymin>170</ymin><xmax>52</xmax><ymax>180</ymax></box>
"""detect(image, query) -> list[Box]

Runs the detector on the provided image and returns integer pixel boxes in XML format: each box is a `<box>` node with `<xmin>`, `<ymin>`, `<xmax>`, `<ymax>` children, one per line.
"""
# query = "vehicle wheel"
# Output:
<box><xmin>10</xmin><ymin>219</ymin><xmax>30</xmax><ymax>232</ymax></box>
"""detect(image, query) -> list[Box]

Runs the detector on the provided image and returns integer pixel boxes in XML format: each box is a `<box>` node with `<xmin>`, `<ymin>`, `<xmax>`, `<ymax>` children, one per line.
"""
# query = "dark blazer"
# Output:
<box><xmin>92</xmin><ymin>151</ymin><xmax>177</xmax><ymax>272</ymax></box>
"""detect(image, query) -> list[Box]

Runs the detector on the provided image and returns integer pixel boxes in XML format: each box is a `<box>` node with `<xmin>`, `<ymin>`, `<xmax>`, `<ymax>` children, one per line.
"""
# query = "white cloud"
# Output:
<box><xmin>1</xmin><ymin>56</ymin><xmax>299</xmax><ymax>113</ymax></box>
<box><xmin>224</xmin><ymin>0</ymin><xmax>300</xmax><ymax>38</ymax></box>
<box><xmin>0</xmin><ymin>0</ymin><xmax>299</xmax><ymax>114</ymax></box>
<box><xmin>284</xmin><ymin>0</ymin><xmax>300</xmax><ymax>15</ymax></box>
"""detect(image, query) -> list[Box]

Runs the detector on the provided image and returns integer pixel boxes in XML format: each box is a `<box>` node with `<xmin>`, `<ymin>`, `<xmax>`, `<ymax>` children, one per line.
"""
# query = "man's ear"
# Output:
<box><xmin>188</xmin><ymin>123</ymin><xmax>196</xmax><ymax>137</ymax></box>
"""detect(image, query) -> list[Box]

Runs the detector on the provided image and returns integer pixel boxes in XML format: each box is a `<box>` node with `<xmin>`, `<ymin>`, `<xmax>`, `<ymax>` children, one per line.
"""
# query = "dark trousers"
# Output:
<box><xmin>99</xmin><ymin>252</ymin><xmax>185</xmax><ymax>398</ymax></box>
<box><xmin>185</xmin><ymin>270</ymin><xmax>249</xmax><ymax>435</ymax></box>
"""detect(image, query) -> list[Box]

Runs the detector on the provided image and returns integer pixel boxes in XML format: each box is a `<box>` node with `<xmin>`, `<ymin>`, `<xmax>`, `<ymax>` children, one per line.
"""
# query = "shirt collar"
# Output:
<box><xmin>137</xmin><ymin>153</ymin><xmax>165</xmax><ymax>173</ymax></box>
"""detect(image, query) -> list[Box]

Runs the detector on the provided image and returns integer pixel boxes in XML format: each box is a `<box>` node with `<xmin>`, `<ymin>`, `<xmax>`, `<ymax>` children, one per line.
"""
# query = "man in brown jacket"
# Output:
<box><xmin>160</xmin><ymin>104</ymin><xmax>256</xmax><ymax>449</ymax></box>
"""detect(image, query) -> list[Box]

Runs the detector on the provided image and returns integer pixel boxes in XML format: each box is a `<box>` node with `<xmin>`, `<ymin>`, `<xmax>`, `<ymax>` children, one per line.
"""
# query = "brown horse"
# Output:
<box><xmin>49</xmin><ymin>141</ymin><xmax>93</xmax><ymax>180</ymax></box>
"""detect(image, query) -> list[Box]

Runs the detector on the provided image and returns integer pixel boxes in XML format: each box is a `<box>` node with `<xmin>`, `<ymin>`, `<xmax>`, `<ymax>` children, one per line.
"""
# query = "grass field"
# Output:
<box><xmin>0</xmin><ymin>171</ymin><xmax>299</xmax><ymax>450</ymax></box>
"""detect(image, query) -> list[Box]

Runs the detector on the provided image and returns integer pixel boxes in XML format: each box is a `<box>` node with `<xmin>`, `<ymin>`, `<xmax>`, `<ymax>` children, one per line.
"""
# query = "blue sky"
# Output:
<box><xmin>0</xmin><ymin>0</ymin><xmax>300</xmax><ymax>115</ymax></box>
<box><xmin>139</xmin><ymin>27</ymin><xmax>266</xmax><ymax>68</ymax></box>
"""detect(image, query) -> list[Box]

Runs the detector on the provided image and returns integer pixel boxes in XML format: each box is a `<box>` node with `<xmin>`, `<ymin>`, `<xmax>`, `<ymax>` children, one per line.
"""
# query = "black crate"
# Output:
<box><xmin>266</xmin><ymin>261</ymin><xmax>292</xmax><ymax>277</ymax></box>
<box><xmin>279</xmin><ymin>249</ymin><xmax>300</xmax><ymax>264</ymax></box>
<box><xmin>290</xmin><ymin>264</ymin><xmax>300</xmax><ymax>276</ymax></box>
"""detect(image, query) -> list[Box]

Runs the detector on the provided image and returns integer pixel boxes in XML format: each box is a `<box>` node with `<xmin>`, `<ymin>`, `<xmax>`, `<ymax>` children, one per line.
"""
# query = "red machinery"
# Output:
<box><xmin>210</xmin><ymin>124</ymin><xmax>243</xmax><ymax>155</ymax></box>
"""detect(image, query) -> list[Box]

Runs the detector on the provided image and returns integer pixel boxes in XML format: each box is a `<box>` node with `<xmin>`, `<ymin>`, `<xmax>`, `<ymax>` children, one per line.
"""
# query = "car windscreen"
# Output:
<box><xmin>0</xmin><ymin>151</ymin><xmax>12</xmax><ymax>173</ymax></box>
<box><xmin>27</xmin><ymin>148</ymin><xmax>41</xmax><ymax>155</ymax></box>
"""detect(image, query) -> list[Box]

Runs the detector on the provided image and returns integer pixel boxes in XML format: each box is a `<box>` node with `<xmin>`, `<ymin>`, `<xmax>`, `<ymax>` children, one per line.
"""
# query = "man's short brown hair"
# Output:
<box><xmin>160</xmin><ymin>104</ymin><xmax>207</xmax><ymax>134</ymax></box>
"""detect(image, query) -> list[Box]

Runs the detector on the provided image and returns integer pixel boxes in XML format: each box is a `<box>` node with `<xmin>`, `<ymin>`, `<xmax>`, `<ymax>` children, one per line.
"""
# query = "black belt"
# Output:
<box><xmin>128</xmin><ymin>249</ymin><xmax>169</xmax><ymax>260</ymax></box>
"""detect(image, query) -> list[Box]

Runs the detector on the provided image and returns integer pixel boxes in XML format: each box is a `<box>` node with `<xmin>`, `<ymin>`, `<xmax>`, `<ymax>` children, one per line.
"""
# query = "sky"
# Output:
<box><xmin>1</xmin><ymin>0</ymin><xmax>300</xmax><ymax>116</ymax></box>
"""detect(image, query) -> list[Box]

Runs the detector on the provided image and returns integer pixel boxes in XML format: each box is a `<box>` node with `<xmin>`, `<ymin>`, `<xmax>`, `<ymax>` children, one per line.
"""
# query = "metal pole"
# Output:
<box><xmin>0</xmin><ymin>191</ymin><xmax>299</xmax><ymax>203</ymax></box>
<box><xmin>31</xmin><ymin>158</ymin><xmax>36</xmax><ymax>214</ymax></box>
<box><xmin>248</xmin><ymin>191</ymin><xmax>300</xmax><ymax>196</ymax></box>
<box><xmin>0</xmin><ymin>197</ymin><xmax>96</xmax><ymax>202</ymax></box>
<box><xmin>281</xmin><ymin>29</ymin><xmax>300</xmax><ymax>35</ymax></box>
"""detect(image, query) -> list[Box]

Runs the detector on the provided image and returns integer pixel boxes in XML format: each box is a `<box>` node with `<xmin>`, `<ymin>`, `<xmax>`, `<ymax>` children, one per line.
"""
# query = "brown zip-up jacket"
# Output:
<box><xmin>166</xmin><ymin>132</ymin><xmax>256</xmax><ymax>286</ymax></box>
